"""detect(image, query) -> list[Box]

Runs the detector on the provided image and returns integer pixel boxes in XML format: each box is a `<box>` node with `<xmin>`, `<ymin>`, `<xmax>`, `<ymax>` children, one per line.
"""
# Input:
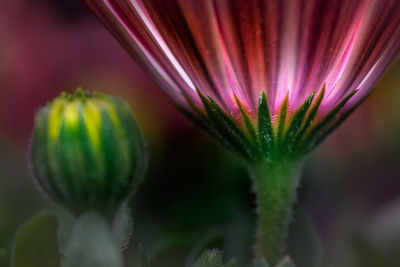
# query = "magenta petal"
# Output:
<box><xmin>84</xmin><ymin>0</ymin><xmax>400</xmax><ymax>119</ymax></box>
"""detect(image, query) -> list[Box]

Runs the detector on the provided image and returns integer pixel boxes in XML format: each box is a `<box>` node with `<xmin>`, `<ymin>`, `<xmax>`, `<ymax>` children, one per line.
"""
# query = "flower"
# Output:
<box><xmin>31</xmin><ymin>89</ymin><xmax>146</xmax><ymax>212</ymax></box>
<box><xmin>83</xmin><ymin>0</ymin><xmax>400</xmax><ymax>162</ymax></box>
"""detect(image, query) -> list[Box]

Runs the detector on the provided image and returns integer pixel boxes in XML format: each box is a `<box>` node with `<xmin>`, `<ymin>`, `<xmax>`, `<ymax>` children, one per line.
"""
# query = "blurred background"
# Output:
<box><xmin>0</xmin><ymin>1</ymin><xmax>399</xmax><ymax>266</ymax></box>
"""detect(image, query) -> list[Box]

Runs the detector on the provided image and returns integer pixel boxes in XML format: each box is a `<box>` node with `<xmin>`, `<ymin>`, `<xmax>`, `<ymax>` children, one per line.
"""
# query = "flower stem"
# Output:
<box><xmin>249</xmin><ymin>160</ymin><xmax>302</xmax><ymax>264</ymax></box>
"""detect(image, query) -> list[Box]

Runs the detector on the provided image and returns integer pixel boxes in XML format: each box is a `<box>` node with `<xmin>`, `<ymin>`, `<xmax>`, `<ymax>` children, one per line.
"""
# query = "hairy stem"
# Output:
<box><xmin>249</xmin><ymin>160</ymin><xmax>302</xmax><ymax>264</ymax></box>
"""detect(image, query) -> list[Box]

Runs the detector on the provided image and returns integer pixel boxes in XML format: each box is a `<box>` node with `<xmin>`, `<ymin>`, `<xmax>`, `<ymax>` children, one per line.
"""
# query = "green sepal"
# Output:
<box><xmin>257</xmin><ymin>92</ymin><xmax>274</xmax><ymax>159</ymax></box>
<box><xmin>191</xmin><ymin>86</ymin><xmax>357</xmax><ymax>163</ymax></box>
<box><xmin>179</xmin><ymin>93</ymin><xmax>215</xmax><ymax>136</ymax></box>
<box><xmin>198</xmin><ymin>91</ymin><xmax>257</xmax><ymax>160</ymax></box>
<box><xmin>312</xmin><ymin>90</ymin><xmax>365</xmax><ymax>150</ymax></box>
<box><xmin>277</xmin><ymin>94</ymin><xmax>289</xmax><ymax>143</ymax></box>
<box><xmin>300</xmin><ymin>90</ymin><xmax>357</xmax><ymax>153</ymax></box>
<box><xmin>293</xmin><ymin>86</ymin><xmax>325</xmax><ymax>148</ymax></box>
<box><xmin>208</xmin><ymin>97</ymin><xmax>258</xmax><ymax>158</ymax></box>
<box><xmin>282</xmin><ymin>93</ymin><xmax>315</xmax><ymax>154</ymax></box>
<box><xmin>235</xmin><ymin>95</ymin><xmax>258</xmax><ymax>145</ymax></box>
<box><xmin>178</xmin><ymin>105</ymin><xmax>213</xmax><ymax>135</ymax></box>
<box><xmin>197</xmin><ymin>91</ymin><xmax>242</xmax><ymax>156</ymax></box>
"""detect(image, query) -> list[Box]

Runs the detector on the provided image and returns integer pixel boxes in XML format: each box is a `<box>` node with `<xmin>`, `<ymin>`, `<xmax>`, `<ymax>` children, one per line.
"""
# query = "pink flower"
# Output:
<box><xmin>84</xmin><ymin>0</ymin><xmax>400</xmax><ymax>161</ymax></box>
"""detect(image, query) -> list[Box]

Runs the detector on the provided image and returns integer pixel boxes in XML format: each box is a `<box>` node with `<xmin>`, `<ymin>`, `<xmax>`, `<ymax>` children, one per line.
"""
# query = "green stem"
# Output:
<box><xmin>249</xmin><ymin>160</ymin><xmax>302</xmax><ymax>264</ymax></box>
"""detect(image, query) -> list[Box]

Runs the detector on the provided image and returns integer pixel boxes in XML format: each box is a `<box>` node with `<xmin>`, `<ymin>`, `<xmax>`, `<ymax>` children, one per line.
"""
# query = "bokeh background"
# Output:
<box><xmin>1</xmin><ymin>1</ymin><xmax>400</xmax><ymax>266</ymax></box>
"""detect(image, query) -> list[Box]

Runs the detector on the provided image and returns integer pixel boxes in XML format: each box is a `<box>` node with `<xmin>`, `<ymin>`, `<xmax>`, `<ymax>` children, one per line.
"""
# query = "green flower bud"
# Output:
<box><xmin>31</xmin><ymin>89</ymin><xmax>146</xmax><ymax>213</ymax></box>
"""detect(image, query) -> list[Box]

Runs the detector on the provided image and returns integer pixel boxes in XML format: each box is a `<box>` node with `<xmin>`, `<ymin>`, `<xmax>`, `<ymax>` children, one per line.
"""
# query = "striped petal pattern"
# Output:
<box><xmin>84</xmin><ymin>0</ymin><xmax>400</xmax><ymax>161</ymax></box>
<box><xmin>31</xmin><ymin>89</ymin><xmax>146</xmax><ymax>212</ymax></box>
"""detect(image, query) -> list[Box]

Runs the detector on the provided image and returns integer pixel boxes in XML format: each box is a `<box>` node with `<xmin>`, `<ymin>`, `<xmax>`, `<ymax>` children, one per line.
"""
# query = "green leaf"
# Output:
<box><xmin>12</xmin><ymin>211</ymin><xmax>60</xmax><ymax>267</ymax></box>
<box><xmin>252</xmin><ymin>258</ymin><xmax>270</xmax><ymax>267</ymax></box>
<box><xmin>257</xmin><ymin>92</ymin><xmax>274</xmax><ymax>158</ymax></box>
<box><xmin>275</xmin><ymin>256</ymin><xmax>296</xmax><ymax>267</ymax></box>
<box><xmin>112</xmin><ymin>199</ymin><xmax>134</xmax><ymax>250</ymax></box>
<box><xmin>286</xmin><ymin>207</ymin><xmax>321</xmax><ymax>267</ymax></box>
<box><xmin>63</xmin><ymin>211</ymin><xmax>123</xmax><ymax>267</ymax></box>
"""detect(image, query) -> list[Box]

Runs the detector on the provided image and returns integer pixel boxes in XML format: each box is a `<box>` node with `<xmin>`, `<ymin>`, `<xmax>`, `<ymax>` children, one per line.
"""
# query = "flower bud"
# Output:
<box><xmin>30</xmin><ymin>89</ymin><xmax>146</xmax><ymax>212</ymax></box>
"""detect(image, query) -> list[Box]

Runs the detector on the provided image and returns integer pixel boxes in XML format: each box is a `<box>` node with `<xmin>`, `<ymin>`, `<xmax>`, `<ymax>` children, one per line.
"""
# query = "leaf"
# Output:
<box><xmin>12</xmin><ymin>211</ymin><xmax>61</xmax><ymax>267</ymax></box>
<box><xmin>275</xmin><ymin>256</ymin><xmax>296</xmax><ymax>267</ymax></box>
<box><xmin>286</xmin><ymin>207</ymin><xmax>322</xmax><ymax>267</ymax></box>
<box><xmin>112</xmin><ymin>199</ymin><xmax>134</xmax><ymax>250</ymax></box>
<box><xmin>63</xmin><ymin>211</ymin><xmax>123</xmax><ymax>267</ymax></box>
